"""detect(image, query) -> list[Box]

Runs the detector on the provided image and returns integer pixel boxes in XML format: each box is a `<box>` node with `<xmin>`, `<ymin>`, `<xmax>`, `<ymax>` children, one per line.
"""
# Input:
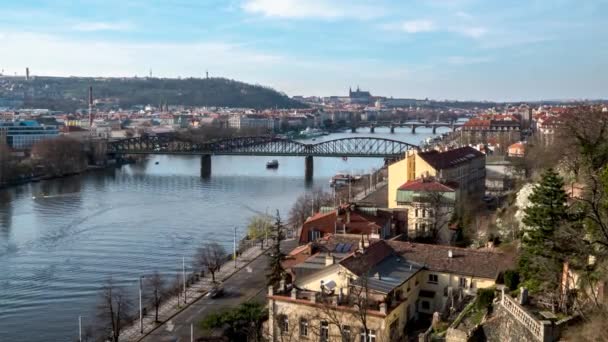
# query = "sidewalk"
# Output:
<box><xmin>119</xmin><ymin>240</ymin><xmax>270</xmax><ymax>342</ymax></box>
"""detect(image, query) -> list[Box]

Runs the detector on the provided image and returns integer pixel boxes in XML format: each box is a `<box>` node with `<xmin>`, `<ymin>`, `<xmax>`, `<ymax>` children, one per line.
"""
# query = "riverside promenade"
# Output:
<box><xmin>118</xmin><ymin>240</ymin><xmax>270</xmax><ymax>342</ymax></box>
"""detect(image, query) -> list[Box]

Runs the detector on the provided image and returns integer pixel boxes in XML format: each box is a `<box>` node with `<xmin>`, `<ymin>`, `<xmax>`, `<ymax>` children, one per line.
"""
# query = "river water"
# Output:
<box><xmin>0</xmin><ymin>127</ymin><xmax>450</xmax><ymax>341</ymax></box>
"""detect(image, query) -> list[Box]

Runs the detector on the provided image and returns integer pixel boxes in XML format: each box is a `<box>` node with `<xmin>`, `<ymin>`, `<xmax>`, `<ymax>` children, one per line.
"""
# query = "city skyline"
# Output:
<box><xmin>0</xmin><ymin>0</ymin><xmax>606</xmax><ymax>101</ymax></box>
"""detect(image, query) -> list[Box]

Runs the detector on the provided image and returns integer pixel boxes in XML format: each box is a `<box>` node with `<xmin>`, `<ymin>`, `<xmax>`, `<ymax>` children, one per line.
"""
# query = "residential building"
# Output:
<box><xmin>299</xmin><ymin>204</ymin><xmax>405</xmax><ymax>244</ymax></box>
<box><xmin>394</xmin><ymin>177</ymin><xmax>456</xmax><ymax>241</ymax></box>
<box><xmin>387</xmin><ymin>146</ymin><xmax>485</xmax><ymax>210</ymax></box>
<box><xmin>459</xmin><ymin>118</ymin><xmax>521</xmax><ymax>150</ymax></box>
<box><xmin>507</xmin><ymin>141</ymin><xmax>526</xmax><ymax>157</ymax></box>
<box><xmin>0</xmin><ymin>120</ymin><xmax>59</xmax><ymax>149</ymax></box>
<box><xmin>228</xmin><ymin>114</ymin><xmax>277</xmax><ymax>131</ymax></box>
<box><xmin>268</xmin><ymin>239</ymin><xmax>514</xmax><ymax>342</ymax></box>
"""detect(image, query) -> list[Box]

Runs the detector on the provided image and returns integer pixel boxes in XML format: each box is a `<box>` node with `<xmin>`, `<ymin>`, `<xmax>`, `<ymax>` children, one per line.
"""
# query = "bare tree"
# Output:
<box><xmin>0</xmin><ymin>142</ymin><xmax>11</xmax><ymax>184</ymax></box>
<box><xmin>288</xmin><ymin>188</ymin><xmax>334</xmax><ymax>230</ymax></box>
<box><xmin>194</xmin><ymin>242</ymin><xmax>227</xmax><ymax>283</ymax></box>
<box><xmin>31</xmin><ymin>136</ymin><xmax>86</xmax><ymax>176</ymax></box>
<box><xmin>145</xmin><ymin>271</ymin><xmax>166</xmax><ymax>323</ymax></box>
<box><xmin>96</xmin><ymin>277</ymin><xmax>133</xmax><ymax>342</ymax></box>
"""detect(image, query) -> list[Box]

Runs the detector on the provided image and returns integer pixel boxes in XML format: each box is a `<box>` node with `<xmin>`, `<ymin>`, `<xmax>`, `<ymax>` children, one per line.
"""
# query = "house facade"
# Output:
<box><xmin>268</xmin><ymin>239</ymin><xmax>514</xmax><ymax>342</ymax></box>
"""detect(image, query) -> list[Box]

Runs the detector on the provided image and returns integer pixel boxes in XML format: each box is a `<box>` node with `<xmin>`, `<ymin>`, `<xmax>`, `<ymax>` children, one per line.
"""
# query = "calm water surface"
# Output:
<box><xmin>0</xmin><ymin>128</ymin><xmax>449</xmax><ymax>341</ymax></box>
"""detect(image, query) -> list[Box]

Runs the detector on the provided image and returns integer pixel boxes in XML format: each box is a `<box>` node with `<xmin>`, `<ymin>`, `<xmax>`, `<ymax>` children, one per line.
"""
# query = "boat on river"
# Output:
<box><xmin>266</xmin><ymin>160</ymin><xmax>279</xmax><ymax>169</ymax></box>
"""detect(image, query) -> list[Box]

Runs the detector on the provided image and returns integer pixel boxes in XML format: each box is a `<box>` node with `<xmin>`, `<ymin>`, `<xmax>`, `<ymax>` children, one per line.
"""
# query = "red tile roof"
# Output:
<box><xmin>418</xmin><ymin>146</ymin><xmax>484</xmax><ymax>170</ymax></box>
<box><xmin>398</xmin><ymin>178</ymin><xmax>456</xmax><ymax>192</ymax></box>
<box><xmin>299</xmin><ymin>208</ymin><xmax>386</xmax><ymax>244</ymax></box>
<box><xmin>387</xmin><ymin>241</ymin><xmax>515</xmax><ymax>280</ymax></box>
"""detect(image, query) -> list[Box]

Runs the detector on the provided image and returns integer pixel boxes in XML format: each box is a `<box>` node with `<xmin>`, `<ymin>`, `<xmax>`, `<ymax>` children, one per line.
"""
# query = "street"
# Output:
<box><xmin>142</xmin><ymin>239</ymin><xmax>297</xmax><ymax>342</ymax></box>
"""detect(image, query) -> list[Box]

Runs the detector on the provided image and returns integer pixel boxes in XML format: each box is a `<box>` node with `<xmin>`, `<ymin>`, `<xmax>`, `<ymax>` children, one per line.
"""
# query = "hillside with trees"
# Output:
<box><xmin>1</xmin><ymin>76</ymin><xmax>307</xmax><ymax>111</ymax></box>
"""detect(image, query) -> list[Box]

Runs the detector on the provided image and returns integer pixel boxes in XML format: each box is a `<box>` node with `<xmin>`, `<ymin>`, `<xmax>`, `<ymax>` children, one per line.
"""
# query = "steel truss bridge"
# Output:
<box><xmin>107</xmin><ymin>135</ymin><xmax>418</xmax><ymax>178</ymax></box>
<box><xmin>107</xmin><ymin>135</ymin><xmax>417</xmax><ymax>158</ymax></box>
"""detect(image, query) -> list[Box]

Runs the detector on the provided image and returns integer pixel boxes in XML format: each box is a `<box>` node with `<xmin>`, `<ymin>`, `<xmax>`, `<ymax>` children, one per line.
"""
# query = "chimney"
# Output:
<box><xmin>448</xmin><ymin>250</ymin><xmax>453</xmax><ymax>258</ymax></box>
<box><xmin>363</xmin><ymin>235</ymin><xmax>370</xmax><ymax>248</ymax></box>
<box><xmin>379</xmin><ymin>302</ymin><xmax>387</xmax><ymax>314</ymax></box>
<box><xmin>346</xmin><ymin>210</ymin><xmax>351</xmax><ymax>224</ymax></box>
<box><xmin>25</xmin><ymin>67</ymin><xmax>30</xmax><ymax>80</ymax></box>
<box><xmin>279</xmin><ymin>279</ymin><xmax>285</xmax><ymax>292</ymax></box>
<box><xmin>268</xmin><ymin>286</ymin><xmax>274</xmax><ymax>296</ymax></box>
<box><xmin>325</xmin><ymin>254</ymin><xmax>335</xmax><ymax>266</ymax></box>
<box><xmin>291</xmin><ymin>288</ymin><xmax>297</xmax><ymax>299</ymax></box>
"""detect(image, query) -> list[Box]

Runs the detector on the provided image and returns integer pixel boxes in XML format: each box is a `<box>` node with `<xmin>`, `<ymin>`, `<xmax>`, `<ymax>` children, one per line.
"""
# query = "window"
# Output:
<box><xmin>320</xmin><ymin>321</ymin><xmax>329</xmax><ymax>342</ymax></box>
<box><xmin>422</xmin><ymin>209</ymin><xmax>426</xmax><ymax>218</ymax></box>
<box><xmin>459</xmin><ymin>277</ymin><xmax>467</xmax><ymax>288</ymax></box>
<box><xmin>359</xmin><ymin>329</ymin><xmax>377</xmax><ymax>342</ymax></box>
<box><xmin>342</xmin><ymin>325</ymin><xmax>351</xmax><ymax>342</ymax></box>
<box><xmin>415</xmin><ymin>208</ymin><xmax>419</xmax><ymax>217</ymax></box>
<box><xmin>279</xmin><ymin>315</ymin><xmax>289</xmax><ymax>334</ymax></box>
<box><xmin>421</xmin><ymin>300</ymin><xmax>430</xmax><ymax>310</ymax></box>
<box><xmin>428</xmin><ymin>274</ymin><xmax>438</xmax><ymax>284</ymax></box>
<box><xmin>300</xmin><ymin>318</ymin><xmax>308</xmax><ymax>337</ymax></box>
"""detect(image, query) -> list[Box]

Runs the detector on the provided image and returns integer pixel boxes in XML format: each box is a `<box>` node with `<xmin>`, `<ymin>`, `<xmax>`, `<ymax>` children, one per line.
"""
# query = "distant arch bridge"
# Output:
<box><xmin>107</xmin><ymin>135</ymin><xmax>418</xmax><ymax>178</ymax></box>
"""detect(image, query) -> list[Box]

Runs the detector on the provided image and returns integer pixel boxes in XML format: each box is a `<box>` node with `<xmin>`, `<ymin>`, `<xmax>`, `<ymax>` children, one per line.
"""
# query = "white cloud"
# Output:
<box><xmin>72</xmin><ymin>21</ymin><xmax>134</xmax><ymax>32</ymax></box>
<box><xmin>446</xmin><ymin>56</ymin><xmax>492</xmax><ymax>65</ymax></box>
<box><xmin>451</xmin><ymin>26</ymin><xmax>487</xmax><ymax>38</ymax></box>
<box><xmin>0</xmin><ymin>32</ymin><xmax>284</xmax><ymax>78</ymax></box>
<box><xmin>241</xmin><ymin>0</ymin><xmax>384</xmax><ymax>20</ymax></box>
<box><xmin>399</xmin><ymin>20</ymin><xmax>436</xmax><ymax>33</ymax></box>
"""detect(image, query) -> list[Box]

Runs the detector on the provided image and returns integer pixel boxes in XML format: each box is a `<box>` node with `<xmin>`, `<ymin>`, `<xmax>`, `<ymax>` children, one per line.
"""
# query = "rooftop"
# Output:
<box><xmin>418</xmin><ymin>146</ymin><xmax>484</xmax><ymax>170</ymax></box>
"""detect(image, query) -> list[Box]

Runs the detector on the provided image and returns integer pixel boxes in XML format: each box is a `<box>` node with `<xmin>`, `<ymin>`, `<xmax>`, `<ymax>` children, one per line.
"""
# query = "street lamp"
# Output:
<box><xmin>233</xmin><ymin>227</ymin><xmax>238</xmax><ymax>269</ymax></box>
<box><xmin>139</xmin><ymin>275</ymin><xmax>145</xmax><ymax>334</ymax></box>
<box><xmin>183</xmin><ymin>256</ymin><xmax>187</xmax><ymax>304</ymax></box>
<box><xmin>78</xmin><ymin>315</ymin><xmax>83</xmax><ymax>342</ymax></box>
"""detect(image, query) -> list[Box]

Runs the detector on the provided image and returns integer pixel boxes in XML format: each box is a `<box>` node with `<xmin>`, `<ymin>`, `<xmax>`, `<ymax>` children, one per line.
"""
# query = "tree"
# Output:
<box><xmin>247</xmin><ymin>214</ymin><xmax>273</xmax><ymax>246</ymax></box>
<box><xmin>145</xmin><ymin>271</ymin><xmax>166</xmax><ymax>323</ymax></box>
<box><xmin>288</xmin><ymin>188</ymin><xmax>334</xmax><ymax>230</ymax></box>
<box><xmin>96</xmin><ymin>277</ymin><xmax>133</xmax><ymax>342</ymax></box>
<box><xmin>31</xmin><ymin>136</ymin><xmax>86</xmax><ymax>176</ymax></box>
<box><xmin>519</xmin><ymin>169</ymin><xmax>570</xmax><ymax>304</ymax></box>
<box><xmin>200</xmin><ymin>301</ymin><xmax>267</xmax><ymax>341</ymax></box>
<box><xmin>0</xmin><ymin>142</ymin><xmax>11</xmax><ymax>184</ymax></box>
<box><xmin>266</xmin><ymin>211</ymin><xmax>287</xmax><ymax>287</ymax></box>
<box><xmin>195</xmin><ymin>242</ymin><xmax>226</xmax><ymax>283</ymax></box>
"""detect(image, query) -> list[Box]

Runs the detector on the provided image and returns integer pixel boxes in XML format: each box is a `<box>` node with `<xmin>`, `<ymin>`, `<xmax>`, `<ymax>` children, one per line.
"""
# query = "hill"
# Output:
<box><xmin>0</xmin><ymin>76</ymin><xmax>307</xmax><ymax>111</ymax></box>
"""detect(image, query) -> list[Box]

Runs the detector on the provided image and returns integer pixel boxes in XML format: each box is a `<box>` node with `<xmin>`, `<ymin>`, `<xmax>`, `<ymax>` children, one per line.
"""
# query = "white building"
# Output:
<box><xmin>228</xmin><ymin>114</ymin><xmax>277</xmax><ymax>131</ymax></box>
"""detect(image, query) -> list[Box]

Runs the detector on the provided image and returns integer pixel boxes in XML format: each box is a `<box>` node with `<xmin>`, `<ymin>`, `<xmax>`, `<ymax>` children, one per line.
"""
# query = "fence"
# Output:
<box><xmin>500</xmin><ymin>289</ymin><xmax>553</xmax><ymax>342</ymax></box>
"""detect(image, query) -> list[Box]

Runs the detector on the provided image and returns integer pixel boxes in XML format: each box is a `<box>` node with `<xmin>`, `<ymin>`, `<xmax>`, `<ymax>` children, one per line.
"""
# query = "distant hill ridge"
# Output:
<box><xmin>4</xmin><ymin>76</ymin><xmax>307</xmax><ymax>111</ymax></box>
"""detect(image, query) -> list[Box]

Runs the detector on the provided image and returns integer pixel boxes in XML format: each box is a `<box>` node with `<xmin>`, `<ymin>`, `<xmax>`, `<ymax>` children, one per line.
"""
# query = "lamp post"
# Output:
<box><xmin>78</xmin><ymin>315</ymin><xmax>82</xmax><ymax>342</ymax></box>
<box><xmin>139</xmin><ymin>275</ymin><xmax>145</xmax><ymax>334</ymax></box>
<box><xmin>183</xmin><ymin>256</ymin><xmax>187</xmax><ymax>304</ymax></box>
<box><xmin>233</xmin><ymin>227</ymin><xmax>237</xmax><ymax>269</ymax></box>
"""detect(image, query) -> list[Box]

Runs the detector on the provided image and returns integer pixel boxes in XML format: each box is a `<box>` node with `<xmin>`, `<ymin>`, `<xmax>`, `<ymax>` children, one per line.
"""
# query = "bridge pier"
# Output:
<box><xmin>370</xmin><ymin>125</ymin><xmax>375</xmax><ymax>133</ymax></box>
<box><xmin>305</xmin><ymin>156</ymin><xmax>313</xmax><ymax>181</ymax></box>
<box><xmin>411</xmin><ymin>125</ymin><xmax>417</xmax><ymax>134</ymax></box>
<box><xmin>200</xmin><ymin>154</ymin><xmax>211</xmax><ymax>178</ymax></box>
<box><xmin>432</xmin><ymin>126</ymin><xmax>437</xmax><ymax>134</ymax></box>
<box><xmin>390</xmin><ymin>125</ymin><xmax>395</xmax><ymax>134</ymax></box>
<box><xmin>351</xmin><ymin>127</ymin><xmax>357</xmax><ymax>133</ymax></box>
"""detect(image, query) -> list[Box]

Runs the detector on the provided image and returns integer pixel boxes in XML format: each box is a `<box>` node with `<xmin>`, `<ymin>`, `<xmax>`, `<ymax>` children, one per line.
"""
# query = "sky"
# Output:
<box><xmin>0</xmin><ymin>0</ymin><xmax>607</xmax><ymax>101</ymax></box>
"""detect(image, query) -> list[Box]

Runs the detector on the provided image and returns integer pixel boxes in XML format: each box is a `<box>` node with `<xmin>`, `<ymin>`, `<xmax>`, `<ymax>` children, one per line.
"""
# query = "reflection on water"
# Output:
<box><xmin>0</xmin><ymin>128</ymin><xmax>449</xmax><ymax>341</ymax></box>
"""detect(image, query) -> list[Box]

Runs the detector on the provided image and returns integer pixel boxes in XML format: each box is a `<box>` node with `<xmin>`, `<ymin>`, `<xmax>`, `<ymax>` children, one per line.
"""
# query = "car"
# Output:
<box><xmin>208</xmin><ymin>284</ymin><xmax>224</xmax><ymax>298</ymax></box>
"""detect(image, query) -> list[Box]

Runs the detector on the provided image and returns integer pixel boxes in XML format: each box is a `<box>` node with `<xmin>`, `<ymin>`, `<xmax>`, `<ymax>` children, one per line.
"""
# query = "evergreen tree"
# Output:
<box><xmin>519</xmin><ymin>168</ymin><xmax>569</xmax><ymax>292</ymax></box>
<box><xmin>266</xmin><ymin>211</ymin><xmax>286</xmax><ymax>287</ymax></box>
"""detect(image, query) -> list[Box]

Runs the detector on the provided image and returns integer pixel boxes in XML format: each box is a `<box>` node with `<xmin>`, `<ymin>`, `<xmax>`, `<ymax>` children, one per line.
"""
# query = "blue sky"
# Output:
<box><xmin>0</xmin><ymin>0</ymin><xmax>606</xmax><ymax>101</ymax></box>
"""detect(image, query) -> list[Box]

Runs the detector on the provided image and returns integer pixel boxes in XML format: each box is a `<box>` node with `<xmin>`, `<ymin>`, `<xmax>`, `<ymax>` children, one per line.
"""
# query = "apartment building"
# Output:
<box><xmin>268</xmin><ymin>238</ymin><xmax>513</xmax><ymax>341</ymax></box>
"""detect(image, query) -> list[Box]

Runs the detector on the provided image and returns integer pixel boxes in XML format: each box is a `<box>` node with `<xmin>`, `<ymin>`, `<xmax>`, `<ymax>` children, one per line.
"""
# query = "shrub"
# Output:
<box><xmin>504</xmin><ymin>270</ymin><xmax>520</xmax><ymax>291</ymax></box>
<box><xmin>476</xmin><ymin>288</ymin><xmax>495</xmax><ymax>310</ymax></box>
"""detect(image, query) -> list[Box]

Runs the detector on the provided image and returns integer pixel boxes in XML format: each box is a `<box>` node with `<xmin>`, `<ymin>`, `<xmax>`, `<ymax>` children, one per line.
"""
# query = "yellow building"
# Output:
<box><xmin>268</xmin><ymin>239</ymin><xmax>513</xmax><ymax>342</ymax></box>
<box><xmin>388</xmin><ymin>147</ymin><xmax>485</xmax><ymax>210</ymax></box>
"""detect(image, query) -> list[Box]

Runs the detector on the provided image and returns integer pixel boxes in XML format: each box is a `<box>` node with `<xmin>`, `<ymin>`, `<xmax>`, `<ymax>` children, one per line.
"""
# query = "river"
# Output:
<box><xmin>0</xmin><ymin>127</ymin><xmax>450</xmax><ymax>341</ymax></box>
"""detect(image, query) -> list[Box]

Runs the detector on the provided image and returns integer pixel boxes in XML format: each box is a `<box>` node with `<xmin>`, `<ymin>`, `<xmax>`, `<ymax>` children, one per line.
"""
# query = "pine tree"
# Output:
<box><xmin>266</xmin><ymin>210</ymin><xmax>286</xmax><ymax>287</ymax></box>
<box><xmin>519</xmin><ymin>168</ymin><xmax>569</xmax><ymax>292</ymax></box>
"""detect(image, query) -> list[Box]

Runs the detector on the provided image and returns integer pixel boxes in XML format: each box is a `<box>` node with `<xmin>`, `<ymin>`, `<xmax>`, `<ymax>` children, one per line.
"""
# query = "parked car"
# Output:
<box><xmin>208</xmin><ymin>284</ymin><xmax>224</xmax><ymax>298</ymax></box>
